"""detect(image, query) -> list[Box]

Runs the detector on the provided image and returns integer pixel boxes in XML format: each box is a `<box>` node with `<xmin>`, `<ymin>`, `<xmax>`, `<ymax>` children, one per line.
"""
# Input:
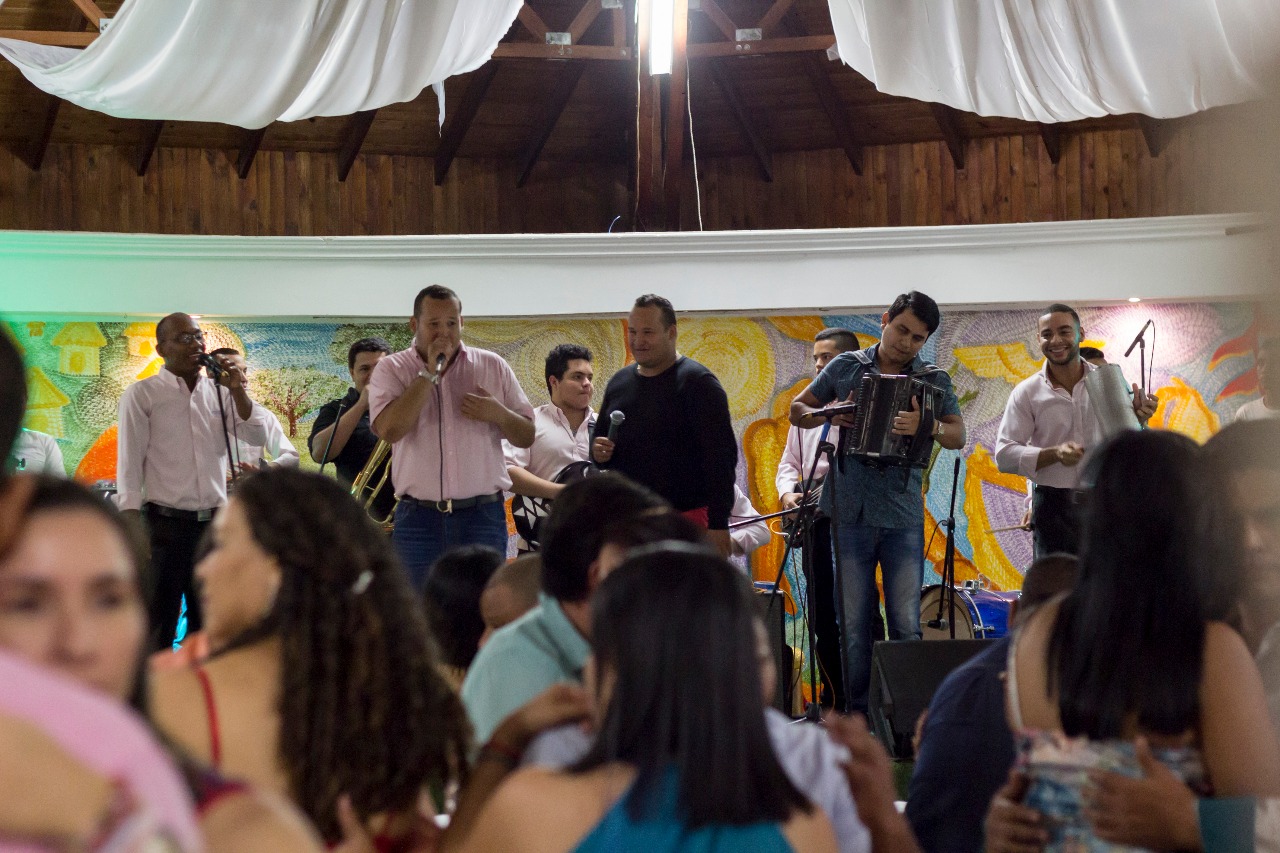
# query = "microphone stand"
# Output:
<box><xmin>204</xmin><ymin>360</ymin><xmax>239</xmax><ymax>488</ymax></box>
<box><xmin>928</xmin><ymin>457</ymin><xmax>963</xmax><ymax>640</ymax></box>
<box><xmin>1124</xmin><ymin>319</ymin><xmax>1153</xmax><ymax>394</ymax></box>
<box><xmin>315</xmin><ymin>397</ymin><xmax>349</xmax><ymax>476</ymax></box>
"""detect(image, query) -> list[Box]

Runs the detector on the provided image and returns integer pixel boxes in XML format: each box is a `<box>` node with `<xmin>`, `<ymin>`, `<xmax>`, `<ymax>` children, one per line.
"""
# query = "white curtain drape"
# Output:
<box><xmin>0</xmin><ymin>0</ymin><xmax>523</xmax><ymax>128</ymax></box>
<box><xmin>827</xmin><ymin>0</ymin><xmax>1280</xmax><ymax>122</ymax></box>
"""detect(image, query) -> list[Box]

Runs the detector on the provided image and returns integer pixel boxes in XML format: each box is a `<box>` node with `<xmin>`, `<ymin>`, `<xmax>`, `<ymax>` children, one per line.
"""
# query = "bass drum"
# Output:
<box><xmin>919</xmin><ymin>584</ymin><xmax>1020</xmax><ymax>641</ymax></box>
<box><xmin>510</xmin><ymin>461</ymin><xmax>601</xmax><ymax>551</ymax></box>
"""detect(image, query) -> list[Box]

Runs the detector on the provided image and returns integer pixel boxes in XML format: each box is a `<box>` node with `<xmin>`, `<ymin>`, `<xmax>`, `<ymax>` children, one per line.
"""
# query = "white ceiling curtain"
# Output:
<box><xmin>827</xmin><ymin>0</ymin><xmax>1280</xmax><ymax>122</ymax></box>
<box><xmin>0</xmin><ymin>0</ymin><xmax>523</xmax><ymax>127</ymax></box>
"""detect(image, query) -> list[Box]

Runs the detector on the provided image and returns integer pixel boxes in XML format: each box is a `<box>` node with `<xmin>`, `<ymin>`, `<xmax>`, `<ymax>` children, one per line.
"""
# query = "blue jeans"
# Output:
<box><xmin>392</xmin><ymin>499</ymin><xmax>508</xmax><ymax>592</ymax></box>
<box><xmin>831</xmin><ymin>523</ymin><xmax>925</xmax><ymax>712</ymax></box>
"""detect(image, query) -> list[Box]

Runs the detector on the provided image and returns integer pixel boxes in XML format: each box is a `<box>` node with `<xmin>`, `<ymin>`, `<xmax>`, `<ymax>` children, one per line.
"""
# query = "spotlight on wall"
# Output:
<box><xmin>1127</xmin><ymin>297</ymin><xmax>1141</xmax><ymax>303</ymax></box>
<box><xmin>648</xmin><ymin>0</ymin><xmax>675</xmax><ymax>75</ymax></box>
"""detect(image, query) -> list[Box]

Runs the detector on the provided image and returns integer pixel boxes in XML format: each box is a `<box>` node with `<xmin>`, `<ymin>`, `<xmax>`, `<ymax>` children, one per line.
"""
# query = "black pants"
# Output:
<box><xmin>144</xmin><ymin>505</ymin><xmax>210</xmax><ymax>651</ymax></box>
<box><xmin>1031</xmin><ymin>486</ymin><xmax>1081</xmax><ymax>558</ymax></box>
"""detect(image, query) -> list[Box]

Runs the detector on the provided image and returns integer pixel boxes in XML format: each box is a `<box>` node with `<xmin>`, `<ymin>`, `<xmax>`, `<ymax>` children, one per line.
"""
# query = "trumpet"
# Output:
<box><xmin>351</xmin><ymin>438</ymin><xmax>398</xmax><ymax>531</ymax></box>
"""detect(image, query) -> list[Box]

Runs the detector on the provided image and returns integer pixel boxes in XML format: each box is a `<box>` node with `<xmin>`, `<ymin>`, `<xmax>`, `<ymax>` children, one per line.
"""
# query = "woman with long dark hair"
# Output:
<box><xmin>151</xmin><ymin>469</ymin><xmax>471</xmax><ymax>847</ymax></box>
<box><xmin>455</xmin><ymin>544</ymin><xmax>837</xmax><ymax>852</ymax></box>
<box><xmin>1004</xmin><ymin>430</ymin><xmax>1280</xmax><ymax>849</ymax></box>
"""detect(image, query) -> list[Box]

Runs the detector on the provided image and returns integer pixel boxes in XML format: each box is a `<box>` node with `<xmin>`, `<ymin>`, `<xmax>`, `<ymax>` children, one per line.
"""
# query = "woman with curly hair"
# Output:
<box><xmin>151</xmin><ymin>469</ymin><xmax>471</xmax><ymax>848</ymax></box>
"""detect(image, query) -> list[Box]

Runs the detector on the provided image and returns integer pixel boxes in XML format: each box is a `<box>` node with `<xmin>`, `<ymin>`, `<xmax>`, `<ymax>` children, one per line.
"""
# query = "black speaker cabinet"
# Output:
<box><xmin>753</xmin><ymin>589</ymin><xmax>792</xmax><ymax>714</ymax></box>
<box><xmin>868</xmin><ymin>639</ymin><xmax>994</xmax><ymax>759</ymax></box>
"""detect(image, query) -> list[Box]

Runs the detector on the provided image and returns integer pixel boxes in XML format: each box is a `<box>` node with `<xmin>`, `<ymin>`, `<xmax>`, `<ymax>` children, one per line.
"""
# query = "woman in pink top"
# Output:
<box><xmin>0</xmin><ymin>476</ymin><xmax>323</xmax><ymax>852</ymax></box>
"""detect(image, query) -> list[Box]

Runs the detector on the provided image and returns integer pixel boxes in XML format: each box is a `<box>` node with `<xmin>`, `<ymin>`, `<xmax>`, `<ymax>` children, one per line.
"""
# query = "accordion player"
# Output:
<box><xmin>838</xmin><ymin>372</ymin><xmax>946</xmax><ymax>469</ymax></box>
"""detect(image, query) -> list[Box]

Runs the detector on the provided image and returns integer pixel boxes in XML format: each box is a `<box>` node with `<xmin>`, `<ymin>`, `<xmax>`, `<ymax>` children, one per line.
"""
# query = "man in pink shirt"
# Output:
<box><xmin>370</xmin><ymin>285</ymin><xmax>535</xmax><ymax>590</ymax></box>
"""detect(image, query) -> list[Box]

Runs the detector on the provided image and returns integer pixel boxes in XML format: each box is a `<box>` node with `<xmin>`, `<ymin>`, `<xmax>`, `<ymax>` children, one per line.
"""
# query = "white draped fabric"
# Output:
<box><xmin>827</xmin><ymin>0</ymin><xmax>1280</xmax><ymax>122</ymax></box>
<box><xmin>0</xmin><ymin>0</ymin><xmax>523</xmax><ymax>127</ymax></box>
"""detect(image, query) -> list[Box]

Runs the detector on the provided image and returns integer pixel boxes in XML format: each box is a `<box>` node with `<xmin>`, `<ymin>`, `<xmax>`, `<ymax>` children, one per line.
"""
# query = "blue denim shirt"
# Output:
<box><xmin>808</xmin><ymin>344</ymin><xmax>961</xmax><ymax>529</ymax></box>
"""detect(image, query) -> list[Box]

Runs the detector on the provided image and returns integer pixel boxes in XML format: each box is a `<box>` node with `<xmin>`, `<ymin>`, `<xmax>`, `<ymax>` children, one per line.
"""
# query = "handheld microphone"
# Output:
<box><xmin>607</xmin><ymin>410</ymin><xmax>625</xmax><ymax>441</ymax></box>
<box><xmin>197</xmin><ymin>352</ymin><xmax>223</xmax><ymax>375</ymax></box>
<box><xmin>1123</xmin><ymin>319</ymin><xmax>1154</xmax><ymax>358</ymax></box>
<box><xmin>435</xmin><ymin>353</ymin><xmax>446</xmax><ymax>376</ymax></box>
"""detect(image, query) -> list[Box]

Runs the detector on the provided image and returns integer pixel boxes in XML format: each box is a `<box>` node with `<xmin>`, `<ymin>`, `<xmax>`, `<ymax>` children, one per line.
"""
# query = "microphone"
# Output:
<box><xmin>435</xmin><ymin>353</ymin><xmax>446</xmax><ymax>377</ymax></box>
<box><xmin>197</xmin><ymin>352</ymin><xmax>223</xmax><ymax>375</ymax></box>
<box><xmin>607</xmin><ymin>410</ymin><xmax>625</xmax><ymax>442</ymax></box>
<box><xmin>926</xmin><ymin>617</ymin><xmax>949</xmax><ymax>629</ymax></box>
<box><xmin>1123</xmin><ymin>319</ymin><xmax>1154</xmax><ymax>358</ymax></box>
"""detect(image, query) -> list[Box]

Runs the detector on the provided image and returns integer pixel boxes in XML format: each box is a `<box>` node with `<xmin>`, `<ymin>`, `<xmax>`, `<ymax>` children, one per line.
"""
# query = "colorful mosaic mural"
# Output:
<box><xmin>3</xmin><ymin>302</ymin><xmax>1264</xmax><ymax>607</ymax></box>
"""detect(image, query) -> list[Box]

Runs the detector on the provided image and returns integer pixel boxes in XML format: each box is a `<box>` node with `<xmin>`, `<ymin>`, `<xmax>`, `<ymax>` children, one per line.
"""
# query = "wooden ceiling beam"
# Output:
<box><xmin>567</xmin><ymin>0</ymin><xmax>604</xmax><ymax>42</ymax></box>
<box><xmin>135</xmin><ymin>120</ymin><xmax>163</xmax><ymax>177</ymax></box>
<box><xmin>612</xmin><ymin>2</ymin><xmax>627</xmax><ymax>47</ymax></box>
<box><xmin>235</xmin><ymin>126</ymin><xmax>268</xmax><ymax>179</ymax></box>
<box><xmin>662</xmin><ymin>0</ymin><xmax>690</xmax><ymax>227</ymax></box>
<box><xmin>756</xmin><ymin>0</ymin><xmax>799</xmax><ymax>35</ymax></box>
<box><xmin>1038</xmin><ymin>123</ymin><xmax>1063</xmax><ymax>164</ymax></box>
<box><xmin>929</xmin><ymin>103</ymin><xmax>966</xmax><ymax>169</ymax></box>
<box><xmin>337</xmin><ymin>109</ymin><xmax>378</xmax><ymax>182</ymax></box>
<box><xmin>491</xmin><ymin>42</ymin><xmax>630</xmax><ymax>60</ymax></box>
<box><xmin>66</xmin><ymin>0</ymin><xmax>107</xmax><ymax>29</ymax></box>
<box><xmin>17</xmin><ymin>96</ymin><xmax>61</xmax><ymax>172</ymax></box>
<box><xmin>516</xmin><ymin>64</ymin><xmax>585</xmax><ymax>188</ymax></box>
<box><xmin>696</xmin><ymin>0</ymin><xmax>738</xmax><ymax>41</ymax></box>
<box><xmin>635</xmin><ymin>0</ymin><xmax>662</xmax><ymax>229</ymax></box>
<box><xmin>0</xmin><ymin>29</ymin><xmax>96</xmax><ymax>46</ymax></box>
<box><xmin>434</xmin><ymin>63</ymin><xmax>500</xmax><ymax>185</ymax></box>
<box><xmin>778</xmin><ymin>13</ymin><xmax>861</xmax><ymax>176</ymax></box>
<box><xmin>517</xmin><ymin>5</ymin><xmax>550</xmax><ymax>41</ymax></box>
<box><xmin>707</xmin><ymin>60</ymin><xmax>771</xmax><ymax>181</ymax></box>
<box><xmin>686</xmin><ymin>35</ymin><xmax>833</xmax><ymax>58</ymax></box>
<box><xmin>1138</xmin><ymin>115</ymin><xmax>1173</xmax><ymax>157</ymax></box>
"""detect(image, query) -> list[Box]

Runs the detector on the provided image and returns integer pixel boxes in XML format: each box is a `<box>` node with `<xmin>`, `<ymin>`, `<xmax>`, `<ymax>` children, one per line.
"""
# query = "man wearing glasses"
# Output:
<box><xmin>117</xmin><ymin>313</ymin><xmax>270</xmax><ymax>650</ymax></box>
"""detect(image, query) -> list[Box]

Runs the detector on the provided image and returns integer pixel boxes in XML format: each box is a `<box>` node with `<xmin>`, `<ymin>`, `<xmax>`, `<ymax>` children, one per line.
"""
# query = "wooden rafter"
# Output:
<box><xmin>696</xmin><ymin>0</ymin><xmax>738</xmax><ymax>41</ymax></box>
<box><xmin>491</xmin><ymin>43</ymin><xmax>630</xmax><ymax>60</ymax></box>
<box><xmin>517</xmin><ymin>5</ymin><xmax>549</xmax><ymax>41</ymax></box>
<box><xmin>135</xmin><ymin>120</ymin><xmax>163</xmax><ymax>177</ymax></box>
<box><xmin>708</xmin><ymin>61</ymin><xmax>771</xmax><ymax>182</ymax></box>
<box><xmin>567</xmin><ymin>0</ymin><xmax>604</xmax><ymax>43</ymax></box>
<box><xmin>635</xmin><ymin>0</ymin><xmax>662</xmax><ymax>229</ymax></box>
<box><xmin>337</xmin><ymin>109</ymin><xmax>378</xmax><ymax>182</ymax></box>
<box><xmin>1038</xmin><ymin>123</ymin><xmax>1063</xmax><ymax>165</ymax></box>
<box><xmin>687</xmin><ymin>35</ymin><xmax>833</xmax><ymax>58</ymax></box>
<box><xmin>663</xmin><ymin>0</ymin><xmax>690</xmax><ymax>227</ymax></box>
<box><xmin>517</xmin><ymin>65</ymin><xmax>585</xmax><ymax>187</ymax></box>
<box><xmin>756</xmin><ymin>0</ymin><xmax>799</xmax><ymax>35</ymax></box>
<box><xmin>929</xmin><ymin>103</ymin><xmax>966</xmax><ymax>169</ymax></box>
<box><xmin>19</xmin><ymin>97</ymin><xmax>61</xmax><ymax>172</ymax></box>
<box><xmin>0</xmin><ymin>29</ymin><xmax>95</xmax><ymax>46</ymax></box>
<box><xmin>67</xmin><ymin>0</ymin><xmax>107</xmax><ymax>28</ymax></box>
<box><xmin>235</xmin><ymin>127</ymin><xmax>268</xmax><ymax>179</ymax></box>
<box><xmin>434</xmin><ymin>63</ymin><xmax>500</xmax><ymax>185</ymax></box>
<box><xmin>778</xmin><ymin>14</ymin><xmax>861</xmax><ymax>175</ymax></box>
<box><xmin>1137</xmin><ymin>116</ymin><xmax>1172</xmax><ymax>157</ymax></box>
<box><xmin>612</xmin><ymin>3</ymin><xmax>626</xmax><ymax>47</ymax></box>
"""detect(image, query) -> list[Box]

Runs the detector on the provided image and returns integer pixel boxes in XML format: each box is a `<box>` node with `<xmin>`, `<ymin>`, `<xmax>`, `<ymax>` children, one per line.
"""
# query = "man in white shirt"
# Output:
<box><xmin>208</xmin><ymin>348</ymin><xmax>300</xmax><ymax>471</ymax></box>
<box><xmin>1237</xmin><ymin>336</ymin><xmax>1280</xmax><ymax>423</ymax></box>
<box><xmin>505</xmin><ymin>344</ymin><xmax>596</xmax><ymax>551</ymax></box>
<box><xmin>117</xmin><ymin>313</ymin><xmax>269</xmax><ymax>649</ymax></box>
<box><xmin>995</xmin><ymin>304</ymin><xmax>1157</xmax><ymax>558</ymax></box>
<box><xmin>7</xmin><ymin>428</ymin><xmax>65</xmax><ymax>477</ymax></box>
<box><xmin>776</xmin><ymin>326</ymin><xmax>857</xmax><ymax>710</ymax></box>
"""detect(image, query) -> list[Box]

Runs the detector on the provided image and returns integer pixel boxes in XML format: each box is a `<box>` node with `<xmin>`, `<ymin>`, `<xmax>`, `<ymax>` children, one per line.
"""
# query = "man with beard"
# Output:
<box><xmin>995</xmin><ymin>304</ymin><xmax>1158</xmax><ymax>557</ymax></box>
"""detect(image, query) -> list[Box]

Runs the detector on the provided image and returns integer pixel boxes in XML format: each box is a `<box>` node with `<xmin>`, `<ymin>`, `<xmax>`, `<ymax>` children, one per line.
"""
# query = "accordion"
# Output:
<box><xmin>838</xmin><ymin>374</ymin><xmax>942</xmax><ymax>469</ymax></box>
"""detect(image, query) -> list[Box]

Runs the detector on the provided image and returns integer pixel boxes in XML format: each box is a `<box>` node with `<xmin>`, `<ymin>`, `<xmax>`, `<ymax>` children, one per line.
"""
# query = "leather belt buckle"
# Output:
<box><xmin>195</xmin><ymin>508</ymin><xmax>214</xmax><ymax>522</ymax></box>
<box><xmin>433</xmin><ymin>499</ymin><xmax>453</xmax><ymax>514</ymax></box>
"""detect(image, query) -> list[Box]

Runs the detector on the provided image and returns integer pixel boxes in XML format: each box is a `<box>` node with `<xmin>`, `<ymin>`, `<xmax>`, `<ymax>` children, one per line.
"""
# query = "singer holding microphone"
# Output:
<box><xmin>308</xmin><ymin>336</ymin><xmax>394</xmax><ymax>517</ymax></box>
<box><xmin>369</xmin><ymin>285</ymin><xmax>535</xmax><ymax>591</ymax></box>
<box><xmin>789</xmin><ymin>292</ymin><xmax>966</xmax><ymax>714</ymax></box>
<box><xmin>995</xmin><ymin>304</ymin><xmax>1159</xmax><ymax>558</ymax></box>
<box><xmin>116</xmin><ymin>312</ymin><xmax>271</xmax><ymax>650</ymax></box>
<box><xmin>591</xmin><ymin>294</ymin><xmax>738</xmax><ymax>557</ymax></box>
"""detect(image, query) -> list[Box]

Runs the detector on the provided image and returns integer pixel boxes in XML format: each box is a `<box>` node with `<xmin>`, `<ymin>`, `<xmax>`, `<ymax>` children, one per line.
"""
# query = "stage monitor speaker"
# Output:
<box><xmin>753</xmin><ymin>589</ymin><xmax>792</xmax><ymax>714</ymax></box>
<box><xmin>869</xmin><ymin>639</ymin><xmax>994</xmax><ymax>760</ymax></box>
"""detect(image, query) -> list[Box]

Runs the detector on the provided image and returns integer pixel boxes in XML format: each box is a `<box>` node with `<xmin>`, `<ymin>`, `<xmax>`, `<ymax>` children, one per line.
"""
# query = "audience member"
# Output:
<box><xmin>993</xmin><ymin>430</ymin><xmax>1280</xmax><ymax>852</ymax></box>
<box><xmin>424</xmin><ymin>544</ymin><xmax>505</xmax><ymax>689</ymax></box>
<box><xmin>907</xmin><ymin>554</ymin><xmax>1079</xmax><ymax>853</ymax></box>
<box><xmin>479</xmin><ymin>553</ymin><xmax>542</xmax><ymax>647</ymax></box>
<box><xmin>453</xmin><ymin>546</ymin><xmax>838</xmax><ymax>852</ymax></box>
<box><xmin>150</xmin><ymin>469</ymin><xmax>470</xmax><ymax>847</ymax></box>
<box><xmin>461</xmin><ymin>472</ymin><xmax>666</xmax><ymax>744</ymax></box>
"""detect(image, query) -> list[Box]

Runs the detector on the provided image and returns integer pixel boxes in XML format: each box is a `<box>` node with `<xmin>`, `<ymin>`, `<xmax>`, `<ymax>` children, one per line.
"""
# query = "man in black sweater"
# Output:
<box><xmin>591</xmin><ymin>294</ymin><xmax>738</xmax><ymax>557</ymax></box>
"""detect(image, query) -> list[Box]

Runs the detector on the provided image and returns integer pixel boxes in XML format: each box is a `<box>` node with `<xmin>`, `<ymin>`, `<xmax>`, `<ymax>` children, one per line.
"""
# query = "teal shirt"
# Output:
<box><xmin>461</xmin><ymin>595</ymin><xmax>591</xmax><ymax>745</ymax></box>
<box><xmin>808</xmin><ymin>344</ymin><xmax>961</xmax><ymax>529</ymax></box>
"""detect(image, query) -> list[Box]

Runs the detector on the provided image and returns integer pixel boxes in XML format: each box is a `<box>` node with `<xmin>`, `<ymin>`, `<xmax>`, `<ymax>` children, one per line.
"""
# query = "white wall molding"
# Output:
<box><xmin>0</xmin><ymin>214</ymin><xmax>1269</xmax><ymax>319</ymax></box>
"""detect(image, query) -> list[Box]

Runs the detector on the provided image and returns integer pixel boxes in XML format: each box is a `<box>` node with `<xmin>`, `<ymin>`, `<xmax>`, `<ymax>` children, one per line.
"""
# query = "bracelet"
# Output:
<box><xmin>416</xmin><ymin>368</ymin><xmax>440</xmax><ymax>385</ymax></box>
<box><xmin>477</xmin><ymin>737</ymin><xmax>523</xmax><ymax>768</ymax></box>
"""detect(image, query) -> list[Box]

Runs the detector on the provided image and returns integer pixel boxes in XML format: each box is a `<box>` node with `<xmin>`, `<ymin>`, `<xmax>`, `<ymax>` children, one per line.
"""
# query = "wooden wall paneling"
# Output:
<box><xmin>974</xmin><ymin>138</ymin><xmax>994</xmax><ymax>222</ymax></box>
<box><xmin>1060</xmin><ymin>133</ymin><xmax>1080</xmax><ymax>222</ymax></box>
<box><xmin>1093</xmin><ymin>131</ymin><xmax>1112</xmax><ymax>219</ymax></box>
<box><xmin>1079</xmin><ymin>132</ymin><xmax>1096</xmax><ymax>220</ymax></box>
<box><xmin>1007</xmin><ymin>133</ymin><xmax>1025</xmax><ymax>222</ymax></box>
<box><xmin>953</xmin><ymin>138</ymin><xmax>972</xmax><ymax>224</ymax></box>
<box><xmin>938</xmin><ymin>140</ymin><xmax>957</xmax><ymax>224</ymax></box>
<box><xmin>1114</xmin><ymin>131</ymin><xmax>1133</xmax><ymax>218</ymax></box>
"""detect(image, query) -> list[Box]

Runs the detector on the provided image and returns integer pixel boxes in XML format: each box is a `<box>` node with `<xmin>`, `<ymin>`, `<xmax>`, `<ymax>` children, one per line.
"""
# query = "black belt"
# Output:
<box><xmin>144</xmin><ymin>503</ymin><xmax>216</xmax><ymax>522</ymax></box>
<box><xmin>402</xmin><ymin>492</ymin><xmax>504</xmax><ymax>514</ymax></box>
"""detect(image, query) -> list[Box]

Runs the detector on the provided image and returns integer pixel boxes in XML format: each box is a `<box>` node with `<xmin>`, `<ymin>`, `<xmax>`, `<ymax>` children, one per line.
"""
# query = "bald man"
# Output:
<box><xmin>117</xmin><ymin>313</ymin><xmax>270</xmax><ymax>649</ymax></box>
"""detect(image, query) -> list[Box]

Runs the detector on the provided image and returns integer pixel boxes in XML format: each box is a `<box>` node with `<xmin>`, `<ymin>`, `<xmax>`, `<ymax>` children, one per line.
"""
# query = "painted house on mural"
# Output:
<box><xmin>50</xmin><ymin>322</ymin><xmax>107</xmax><ymax>376</ymax></box>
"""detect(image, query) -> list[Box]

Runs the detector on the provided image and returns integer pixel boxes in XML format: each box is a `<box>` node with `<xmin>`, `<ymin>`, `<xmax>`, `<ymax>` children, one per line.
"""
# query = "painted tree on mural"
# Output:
<box><xmin>250</xmin><ymin>368</ymin><xmax>347</xmax><ymax>436</ymax></box>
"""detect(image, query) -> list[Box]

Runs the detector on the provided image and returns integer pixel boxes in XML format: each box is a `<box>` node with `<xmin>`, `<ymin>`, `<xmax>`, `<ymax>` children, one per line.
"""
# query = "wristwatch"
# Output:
<box><xmin>417</xmin><ymin>367</ymin><xmax>440</xmax><ymax>385</ymax></box>
<box><xmin>932</xmin><ymin>420</ymin><xmax>944</xmax><ymax>439</ymax></box>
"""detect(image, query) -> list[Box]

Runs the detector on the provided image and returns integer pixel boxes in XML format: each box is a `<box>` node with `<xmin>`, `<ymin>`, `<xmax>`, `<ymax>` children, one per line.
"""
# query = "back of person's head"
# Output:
<box><xmin>1050</xmin><ymin>430</ymin><xmax>1219</xmax><ymax>739</ymax></box>
<box><xmin>539</xmin><ymin>473</ymin><xmax>667</xmax><ymax>603</ymax></box>
<box><xmin>1013</xmin><ymin>553</ymin><xmax>1078</xmax><ymax>627</ymax></box>
<box><xmin>1078</xmin><ymin>346</ymin><xmax>1105</xmax><ymax>363</ymax></box>
<box><xmin>600</xmin><ymin>510</ymin><xmax>709</xmax><ymax>553</ymax></box>
<box><xmin>1205</xmin><ymin>418</ymin><xmax>1280</xmax><ymax>475</ymax></box>
<box><xmin>481</xmin><ymin>553</ymin><xmax>542</xmax><ymax>643</ymax></box>
<box><xmin>221</xmin><ymin>469</ymin><xmax>469</xmax><ymax>842</ymax></box>
<box><xmin>886</xmin><ymin>291</ymin><xmax>942</xmax><ymax>335</ymax></box>
<box><xmin>576</xmin><ymin>545</ymin><xmax>810</xmax><ymax>828</ymax></box>
<box><xmin>0</xmin><ymin>330</ymin><xmax>25</xmax><ymax>469</ymax></box>
<box><xmin>423</xmin><ymin>545</ymin><xmax>504</xmax><ymax>670</ymax></box>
